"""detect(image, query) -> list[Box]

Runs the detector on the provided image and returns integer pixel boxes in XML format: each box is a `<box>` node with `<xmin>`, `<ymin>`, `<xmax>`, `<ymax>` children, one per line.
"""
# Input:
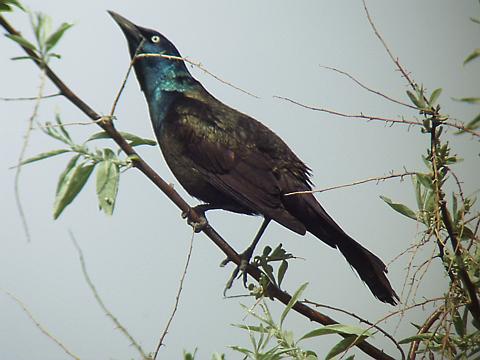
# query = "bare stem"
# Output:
<box><xmin>153</xmin><ymin>229</ymin><xmax>195</xmax><ymax>359</ymax></box>
<box><xmin>1</xmin><ymin>289</ymin><xmax>80</xmax><ymax>359</ymax></box>
<box><xmin>70</xmin><ymin>232</ymin><xmax>148</xmax><ymax>359</ymax></box>
<box><xmin>286</xmin><ymin>171</ymin><xmax>416</xmax><ymax>196</ymax></box>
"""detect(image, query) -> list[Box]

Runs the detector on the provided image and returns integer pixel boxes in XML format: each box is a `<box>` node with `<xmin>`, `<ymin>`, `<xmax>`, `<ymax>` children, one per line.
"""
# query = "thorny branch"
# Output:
<box><xmin>70</xmin><ymin>232</ymin><xmax>149</xmax><ymax>360</ymax></box>
<box><xmin>0</xmin><ymin>14</ymin><xmax>395</xmax><ymax>360</ymax></box>
<box><xmin>1</xmin><ymin>289</ymin><xmax>80</xmax><ymax>360</ymax></box>
<box><xmin>286</xmin><ymin>170</ymin><xmax>416</xmax><ymax>196</ymax></box>
<box><xmin>153</xmin><ymin>229</ymin><xmax>195</xmax><ymax>359</ymax></box>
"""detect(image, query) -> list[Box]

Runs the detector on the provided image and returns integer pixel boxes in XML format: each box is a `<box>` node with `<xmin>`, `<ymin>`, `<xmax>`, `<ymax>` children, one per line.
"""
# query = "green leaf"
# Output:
<box><xmin>96</xmin><ymin>159</ymin><xmax>119</xmax><ymax>215</ymax></box>
<box><xmin>464</xmin><ymin>48</ymin><xmax>480</xmax><ymax>66</ymax></box>
<box><xmin>87</xmin><ymin>131</ymin><xmax>156</xmax><ymax>146</ymax></box>
<box><xmin>19</xmin><ymin>149</ymin><xmax>70</xmax><ymax>166</ymax></box>
<box><xmin>454</xmin><ymin>97</ymin><xmax>480</xmax><ymax>104</ymax></box>
<box><xmin>399</xmin><ymin>333</ymin><xmax>435</xmax><ymax>344</ymax></box>
<box><xmin>326</xmin><ymin>335</ymin><xmax>367</xmax><ymax>360</ymax></box>
<box><xmin>280</xmin><ymin>282</ymin><xmax>308</xmax><ymax>326</ymax></box>
<box><xmin>55</xmin><ymin>113</ymin><xmax>72</xmax><ymax>142</ymax></box>
<box><xmin>429</xmin><ymin>88</ymin><xmax>442</xmax><ymax>105</ymax></box>
<box><xmin>416</xmin><ymin>173</ymin><xmax>433</xmax><ymax>190</ymax></box>
<box><xmin>300</xmin><ymin>324</ymin><xmax>373</xmax><ymax>340</ymax></box>
<box><xmin>56</xmin><ymin>155</ymin><xmax>80</xmax><ymax>195</ymax></box>
<box><xmin>53</xmin><ymin>162</ymin><xmax>94</xmax><ymax>219</ymax></box>
<box><xmin>406</xmin><ymin>90</ymin><xmax>422</xmax><ymax>108</ymax></box>
<box><xmin>277</xmin><ymin>260</ymin><xmax>288</xmax><ymax>287</ymax></box>
<box><xmin>45</xmin><ymin>22</ymin><xmax>73</xmax><ymax>53</ymax></box>
<box><xmin>10</xmin><ymin>55</ymin><xmax>34</xmax><ymax>61</ymax></box>
<box><xmin>5</xmin><ymin>34</ymin><xmax>37</xmax><ymax>51</ymax></box>
<box><xmin>465</xmin><ymin>114</ymin><xmax>480</xmax><ymax>131</ymax></box>
<box><xmin>0</xmin><ymin>0</ymin><xmax>24</xmax><ymax>11</ymax></box>
<box><xmin>380</xmin><ymin>195</ymin><xmax>417</xmax><ymax>220</ymax></box>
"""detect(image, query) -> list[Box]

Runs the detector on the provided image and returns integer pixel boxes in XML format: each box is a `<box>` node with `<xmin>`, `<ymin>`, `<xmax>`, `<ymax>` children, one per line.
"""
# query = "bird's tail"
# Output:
<box><xmin>285</xmin><ymin>193</ymin><xmax>399</xmax><ymax>305</ymax></box>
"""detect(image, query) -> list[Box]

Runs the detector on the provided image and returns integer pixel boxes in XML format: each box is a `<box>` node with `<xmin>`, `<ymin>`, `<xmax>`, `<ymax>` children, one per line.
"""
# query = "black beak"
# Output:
<box><xmin>108</xmin><ymin>11</ymin><xmax>144</xmax><ymax>52</ymax></box>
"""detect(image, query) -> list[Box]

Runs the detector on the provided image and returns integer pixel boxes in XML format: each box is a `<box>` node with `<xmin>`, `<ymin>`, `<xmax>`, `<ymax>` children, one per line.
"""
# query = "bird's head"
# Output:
<box><xmin>109</xmin><ymin>11</ymin><xmax>195</xmax><ymax>96</ymax></box>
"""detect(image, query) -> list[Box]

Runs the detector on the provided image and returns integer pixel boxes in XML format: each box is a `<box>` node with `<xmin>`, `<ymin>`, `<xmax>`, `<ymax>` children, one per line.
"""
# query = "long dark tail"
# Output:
<box><xmin>284</xmin><ymin>193</ymin><xmax>399</xmax><ymax>305</ymax></box>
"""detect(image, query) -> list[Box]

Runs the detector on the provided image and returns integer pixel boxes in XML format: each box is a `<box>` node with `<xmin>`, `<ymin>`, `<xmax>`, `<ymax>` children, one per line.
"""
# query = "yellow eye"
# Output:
<box><xmin>151</xmin><ymin>35</ymin><xmax>160</xmax><ymax>43</ymax></box>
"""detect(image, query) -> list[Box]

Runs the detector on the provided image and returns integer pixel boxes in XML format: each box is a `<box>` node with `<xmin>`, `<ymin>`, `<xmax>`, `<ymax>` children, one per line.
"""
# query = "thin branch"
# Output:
<box><xmin>153</xmin><ymin>228</ymin><xmax>195</xmax><ymax>359</ymax></box>
<box><xmin>303</xmin><ymin>300</ymin><xmax>406</xmax><ymax>360</ymax></box>
<box><xmin>362</xmin><ymin>0</ymin><xmax>417</xmax><ymax>92</ymax></box>
<box><xmin>14</xmin><ymin>69</ymin><xmax>46</xmax><ymax>242</ymax></box>
<box><xmin>286</xmin><ymin>171</ymin><xmax>416</xmax><ymax>196</ymax></box>
<box><xmin>276</xmin><ymin>96</ymin><xmax>480</xmax><ymax>137</ymax></box>
<box><xmin>320</xmin><ymin>65</ymin><xmax>416</xmax><ymax>109</ymax></box>
<box><xmin>275</xmin><ymin>95</ymin><xmax>423</xmax><ymax>127</ymax></box>
<box><xmin>0</xmin><ymin>15</ymin><xmax>395</xmax><ymax>360</ymax></box>
<box><xmin>136</xmin><ymin>53</ymin><xmax>259</xmax><ymax>99</ymax></box>
<box><xmin>407</xmin><ymin>306</ymin><xmax>443</xmax><ymax>360</ymax></box>
<box><xmin>70</xmin><ymin>231</ymin><xmax>148</xmax><ymax>360</ymax></box>
<box><xmin>1</xmin><ymin>289</ymin><xmax>80</xmax><ymax>360</ymax></box>
<box><xmin>0</xmin><ymin>92</ymin><xmax>61</xmax><ymax>101</ymax></box>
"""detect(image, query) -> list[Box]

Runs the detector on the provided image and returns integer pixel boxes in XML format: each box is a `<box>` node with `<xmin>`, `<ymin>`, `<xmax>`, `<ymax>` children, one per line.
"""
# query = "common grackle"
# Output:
<box><xmin>109</xmin><ymin>11</ymin><xmax>398</xmax><ymax>305</ymax></box>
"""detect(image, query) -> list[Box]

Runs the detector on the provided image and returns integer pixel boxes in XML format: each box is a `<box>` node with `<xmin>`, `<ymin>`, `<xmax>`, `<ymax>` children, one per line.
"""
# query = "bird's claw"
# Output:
<box><xmin>182</xmin><ymin>207</ymin><xmax>208</xmax><ymax>233</ymax></box>
<box><xmin>222</xmin><ymin>254</ymin><xmax>252</xmax><ymax>295</ymax></box>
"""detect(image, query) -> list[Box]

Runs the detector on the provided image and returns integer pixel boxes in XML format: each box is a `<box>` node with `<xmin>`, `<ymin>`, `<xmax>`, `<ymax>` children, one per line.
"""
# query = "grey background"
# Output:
<box><xmin>1</xmin><ymin>0</ymin><xmax>478</xmax><ymax>359</ymax></box>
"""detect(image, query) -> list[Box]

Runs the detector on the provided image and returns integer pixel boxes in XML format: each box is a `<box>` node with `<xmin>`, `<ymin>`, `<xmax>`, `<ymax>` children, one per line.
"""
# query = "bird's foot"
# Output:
<box><xmin>181</xmin><ymin>205</ymin><xmax>209</xmax><ymax>233</ymax></box>
<box><xmin>221</xmin><ymin>248</ymin><xmax>255</xmax><ymax>295</ymax></box>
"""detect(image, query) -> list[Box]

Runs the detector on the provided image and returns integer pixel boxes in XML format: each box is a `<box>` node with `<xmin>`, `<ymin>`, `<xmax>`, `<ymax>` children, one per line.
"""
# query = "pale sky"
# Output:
<box><xmin>1</xmin><ymin>1</ymin><xmax>478</xmax><ymax>359</ymax></box>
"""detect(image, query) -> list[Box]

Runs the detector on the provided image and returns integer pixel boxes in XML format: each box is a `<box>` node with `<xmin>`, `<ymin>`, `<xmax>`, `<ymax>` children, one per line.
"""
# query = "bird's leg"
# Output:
<box><xmin>223</xmin><ymin>218</ymin><xmax>271</xmax><ymax>293</ymax></box>
<box><xmin>181</xmin><ymin>204</ymin><xmax>217</xmax><ymax>232</ymax></box>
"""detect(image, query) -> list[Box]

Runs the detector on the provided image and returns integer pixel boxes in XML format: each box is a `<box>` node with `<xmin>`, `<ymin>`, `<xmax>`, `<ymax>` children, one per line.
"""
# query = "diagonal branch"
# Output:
<box><xmin>0</xmin><ymin>15</ymin><xmax>395</xmax><ymax>360</ymax></box>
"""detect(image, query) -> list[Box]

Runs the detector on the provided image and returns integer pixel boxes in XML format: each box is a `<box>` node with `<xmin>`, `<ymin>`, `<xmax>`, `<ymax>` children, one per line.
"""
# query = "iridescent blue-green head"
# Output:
<box><xmin>109</xmin><ymin>11</ymin><xmax>196</xmax><ymax>101</ymax></box>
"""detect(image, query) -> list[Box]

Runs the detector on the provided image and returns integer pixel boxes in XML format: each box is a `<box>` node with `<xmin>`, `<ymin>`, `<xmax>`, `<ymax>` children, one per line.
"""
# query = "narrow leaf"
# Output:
<box><xmin>416</xmin><ymin>173</ymin><xmax>433</xmax><ymax>189</ymax></box>
<box><xmin>326</xmin><ymin>335</ymin><xmax>367</xmax><ymax>360</ymax></box>
<box><xmin>464</xmin><ymin>48</ymin><xmax>480</xmax><ymax>65</ymax></box>
<box><xmin>55</xmin><ymin>113</ymin><xmax>71</xmax><ymax>141</ymax></box>
<box><xmin>277</xmin><ymin>260</ymin><xmax>288</xmax><ymax>287</ymax></box>
<box><xmin>429</xmin><ymin>88</ymin><xmax>442</xmax><ymax>105</ymax></box>
<box><xmin>45</xmin><ymin>22</ymin><xmax>73</xmax><ymax>53</ymax></box>
<box><xmin>380</xmin><ymin>195</ymin><xmax>417</xmax><ymax>220</ymax></box>
<box><xmin>301</xmin><ymin>324</ymin><xmax>373</xmax><ymax>340</ymax></box>
<box><xmin>86</xmin><ymin>131</ymin><xmax>156</xmax><ymax>146</ymax></box>
<box><xmin>280</xmin><ymin>282</ymin><xmax>308</xmax><ymax>326</ymax></box>
<box><xmin>5</xmin><ymin>34</ymin><xmax>37</xmax><ymax>51</ymax></box>
<box><xmin>399</xmin><ymin>333</ymin><xmax>434</xmax><ymax>344</ymax></box>
<box><xmin>406</xmin><ymin>90</ymin><xmax>421</xmax><ymax>108</ymax></box>
<box><xmin>454</xmin><ymin>97</ymin><xmax>480</xmax><ymax>104</ymax></box>
<box><xmin>96</xmin><ymin>159</ymin><xmax>119</xmax><ymax>215</ymax></box>
<box><xmin>19</xmin><ymin>149</ymin><xmax>70</xmax><ymax>166</ymax></box>
<box><xmin>56</xmin><ymin>155</ymin><xmax>80</xmax><ymax>195</ymax></box>
<box><xmin>53</xmin><ymin>163</ymin><xmax>94</xmax><ymax>219</ymax></box>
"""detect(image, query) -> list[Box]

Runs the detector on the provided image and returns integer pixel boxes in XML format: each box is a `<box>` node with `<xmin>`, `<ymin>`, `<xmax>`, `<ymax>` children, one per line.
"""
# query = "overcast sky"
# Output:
<box><xmin>1</xmin><ymin>1</ymin><xmax>479</xmax><ymax>359</ymax></box>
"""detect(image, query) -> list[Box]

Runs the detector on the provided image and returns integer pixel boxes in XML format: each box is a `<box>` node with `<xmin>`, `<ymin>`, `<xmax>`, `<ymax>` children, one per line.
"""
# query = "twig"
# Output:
<box><xmin>303</xmin><ymin>300</ymin><xmax>406</xmax><ymax>360</ymax></box>
<box><xmin>285</xmin><ymin>171</ymin><xmax>416</xmax><ymax>196</ymax></box>
<box><xmin>70</xmin><ymin>231</ymin><xmax>148</xmax><ymax>359</ymax></box>
<box><xmin>320</xmin><ymin>65</ymin><xmax>416</xmax><ymax>110</ymax></box>
<box><xmin>0</xmin><ymin>15</ymin><xmax>395</xmax><ymax>360</ymax></box>
<box><xmin>275</xmin><ymin>96</ymin><xmax>480</xmax><ymax>137</ymax></box>
<box><xmin>408</xmin><ymin>307</ymin><xmax>444</xmax><ymax>360</ymax></box>
<box><xmin>362</xmin><ymin>0</ymin><xmax>417</xmax><ymax>92</ymax></box>
<box><xmin>1</xmin><ymin>289</ymin><xmax>80</xmax><ymax>359</ymax></box>
<box><xmin>110</xmin><ymin>39</ymin><xmax>146</xmax><ymax>117</ymax></box>
<box><xmin>14</xmin><ymin>69</ymin><xmax>46</xmax><ymax>242</ymax></box>
<box><xmin>136</xmin><ymin>53</ymin><xmax>259</xmax><ymax>99</ymax></box>
<box><xmin>33</xmin><ymin>118</ymin><xmax>102</xmax><ymax>130</ymax></box>
<box><xmin>0</xmin><ymin>92</ymin><xmax>60</xmax><ymax>101</ymax></box>
<box><xmin>153</xmin><ymin>228</ymin><xmax>195</xmax><ymax>359</ymax></box>
<box><xmin>275</xmin><ymin>95</ymin><xmax>423</xmax><ymax>126</ymax></box>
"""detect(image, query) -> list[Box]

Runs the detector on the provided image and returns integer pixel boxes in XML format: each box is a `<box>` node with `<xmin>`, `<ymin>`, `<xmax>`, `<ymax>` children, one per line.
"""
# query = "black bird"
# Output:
<box><xmin>109</xmin><ymin>11</ymin><xmax>398</xmax><ymax>305</ymax></box>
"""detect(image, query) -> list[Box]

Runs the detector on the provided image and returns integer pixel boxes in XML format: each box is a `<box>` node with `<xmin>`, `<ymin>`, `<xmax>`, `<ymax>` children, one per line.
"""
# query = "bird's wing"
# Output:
<box><xmin>169</xmin><ymin>93</ymin><xmax>307</xmax><ymax>235</ymax></box>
